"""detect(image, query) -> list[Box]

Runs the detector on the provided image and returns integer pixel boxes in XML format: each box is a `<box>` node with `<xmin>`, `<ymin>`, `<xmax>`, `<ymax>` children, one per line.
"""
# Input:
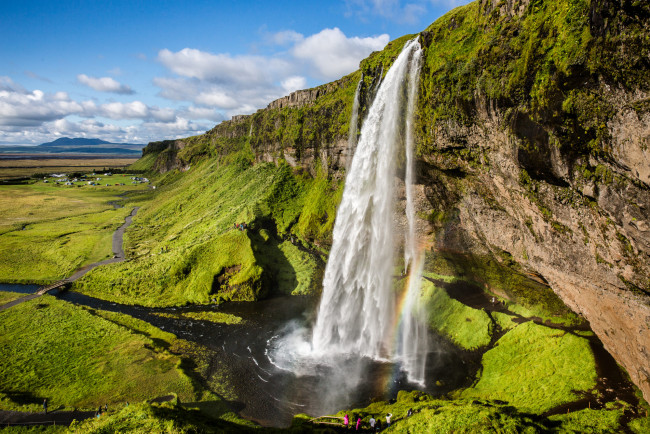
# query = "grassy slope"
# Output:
<box><xmin>0</xmin><ymin>179</ymin><xmax>145</xmax><ymax>283</ymax></box>
<box><xmin>0</xmin><ymin>296</ymin><xmax>198</xmax><ymax>411</ymax></box>
<box><xmin>421</xmin><ymin>275</ymin><xmax>492</xmax><ymax>349</ymax></box>
<box><xmin>460</xmin><ymin>321</ymin><xmax>596</xmax><ymax>413</ymax></box>
<box><xmin>75</xmin><ymin>156</ymin><xmax>340</xmax><ymax>306</ymax></box>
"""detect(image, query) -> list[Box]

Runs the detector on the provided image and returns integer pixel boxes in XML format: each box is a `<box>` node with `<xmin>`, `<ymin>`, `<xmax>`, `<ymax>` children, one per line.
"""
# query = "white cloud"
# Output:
<box><xmin>185</xmin><ymin>106</ymin><xmax>225</xmax><ymax>122</ymax></box>
<box><xmin>153</xmin><ymin>77</ymin><xmax>199</xmax><ymax>102</ymax></box>
<box><xmin>0</xmin><ymin>77</ymin><xmax>204</xmax><ymax>145</ymax></box>
<box><xmin>155</xmin><ymin>27</ymin><xmax>388</xmax><ymax>118</ymax></box>
<box><xmin>281</xmin><ymin>76</ymin><xmax>307</xmax><ymax>93</ymax></box>
<box><xmin>98</xmin><ymin>101</ymin><xmax>148</xmax><ymax>119</ymax></box>
<box><xmin>157</xmin><ymin>48</ymin><xmax>291</xmax><ymax>86</ymax></box>
<box><xmin>271</xmin><ymin>30</ymin><xmax>304</xmax><ymax>45</ymax></box>
<box><xmin>0</xmin><ymin>80</ymin><xmax>85</xmax><ymax>126</ymax></box>
<box><xmin>293</xmin><ymin>28</ymin><xmax>388</xmax><ymax>79</ymax></box>
<box><xmin>77</xmin><ymin>74</ymin><xmax>134</xmax><ymax>94</ymax></box>
<box><xmin>195</xmin><ymin>90</ymin><xmax>239</xmax><ymax>109</ymax></box>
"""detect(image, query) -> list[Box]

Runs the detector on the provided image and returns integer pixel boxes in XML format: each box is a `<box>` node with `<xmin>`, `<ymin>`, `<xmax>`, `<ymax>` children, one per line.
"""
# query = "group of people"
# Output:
<box><xmin>341</xmin><ymin>409</ymin><xmax>416</xmax><ymax>431</ymax></box>
<box><xmin>95</xmin><ymin>403</ymin><xmax>108</xmax><ymax>418</ymax></box>
<box><xmin>343</xmin><ymin>412</ymin><xmax>396</xmax><ymax>431</ymax></box>
<box><xmin>234</xmin><ymin>222</ymin><xmax>248</xmax><ymax>231</ymax></box>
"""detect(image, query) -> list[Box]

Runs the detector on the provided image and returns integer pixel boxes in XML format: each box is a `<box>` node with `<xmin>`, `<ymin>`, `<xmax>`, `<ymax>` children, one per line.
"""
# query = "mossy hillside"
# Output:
<box><xmin>416</xmin><ymin>0</ymin><xmax>650</xmax><ymax>163</ymax></box>
<box><xmin>154</xmin><ymin>68</ymin><xmax>364</xmax><ymax>179</ymax></box>
<box><xmin>460</xmin><ymin>321</ymin><xmax>596</xmax><ymax>413</ymax></box>
<box><xmin>421</xmin><ymin>276</ymin><xmax>493</xmax><ymax>350</ymax></box>
<box><xmin>0</xmin><ymin>296</ymin><xmax>199</xmax><ymax>412</ymax></box>
<box><xmin>75</xmin><ymin>158</ymin><xmax>340</xmax><ymax>306</ymax></box>
<box><xmin>127</xmin><ymin>151</ymin><xmax>158</xmax><ymax>172</ymax></box>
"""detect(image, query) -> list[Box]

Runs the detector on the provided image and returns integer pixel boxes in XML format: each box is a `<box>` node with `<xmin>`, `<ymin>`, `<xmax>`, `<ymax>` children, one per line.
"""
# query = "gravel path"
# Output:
<box><xmin>0</xmin><ymin>408</ymin><xmax>96</xmax><ymax>427</ymax></box>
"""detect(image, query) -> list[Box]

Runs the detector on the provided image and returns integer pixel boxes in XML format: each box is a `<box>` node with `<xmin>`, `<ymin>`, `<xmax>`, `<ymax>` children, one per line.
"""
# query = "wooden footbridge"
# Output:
<box><xmin>36</xmin><ymin>279</ymin><xmax>70</xmax><ymax>295</ymax></box>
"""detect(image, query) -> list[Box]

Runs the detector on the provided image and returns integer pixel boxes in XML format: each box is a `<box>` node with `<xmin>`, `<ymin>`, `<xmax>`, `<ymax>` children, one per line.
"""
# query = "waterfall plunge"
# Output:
<box><xmin>345</xmin><ymin>80</ymin><xmax>361</xmax><ymax>173</ymax></box>
<box><xmin>311</xmin><ymin>39</ymin><xmax>428</xmax><ymax>383</ymax></box>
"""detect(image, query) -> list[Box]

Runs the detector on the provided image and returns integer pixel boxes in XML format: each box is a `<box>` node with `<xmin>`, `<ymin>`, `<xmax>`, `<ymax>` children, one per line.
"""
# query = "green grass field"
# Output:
<box><xmin>153</xmin><ymin>311</ymin><xmax>244</xmax><ymax>325</ymax></box>
<box><xmin>0</xmin><ymin>176</ymin><xmax>148</xmax><ymax>283</ymax></box>
<box><xmin>0</xmin><ymin>157</ymin><xmax>138</xmax><ymax>180</ymax></box>
<box><xmin>0</xmin><ymin>291</ymin><xmax>23</xmax><ymax>305</ymax></box>
<box><xmin>0</xmin><ymin>296</ymin><xmax>200</xmax><ymax>412</ymax></box>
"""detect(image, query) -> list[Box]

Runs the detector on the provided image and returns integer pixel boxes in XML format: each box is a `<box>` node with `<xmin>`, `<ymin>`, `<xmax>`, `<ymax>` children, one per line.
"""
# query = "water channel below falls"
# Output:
<box><xmin>0</xmin><ymin>284</ymin><xmax>471</xmax><ymax>427</ymax></box>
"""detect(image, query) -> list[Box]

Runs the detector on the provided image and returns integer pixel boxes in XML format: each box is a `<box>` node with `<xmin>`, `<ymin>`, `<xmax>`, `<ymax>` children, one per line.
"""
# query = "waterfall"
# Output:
<box><xmin>404</xmin><ymin>45</ymin><xmax>422</xmax><ymax>273</ymax></box>
<box><xmin>345</xmin><ymin>80</ymin><xmax>362</xmax><ymax>172</ymax></box>
<box><xmin>396</xmin><ymin>42</ymin><xmax>429</xmax><ymax>385</ymax></box>
<box><xmin>311</xmin><ymin>39</ymin><xmax>427</xmax><ymax>382</ymax></box>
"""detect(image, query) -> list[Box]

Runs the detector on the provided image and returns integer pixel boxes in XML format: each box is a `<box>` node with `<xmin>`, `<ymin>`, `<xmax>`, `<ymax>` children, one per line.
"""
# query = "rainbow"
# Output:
<box><xmin>375</xmin><ymin>251</ymin><xmax>429</xmax><ymax>392</ymax></box>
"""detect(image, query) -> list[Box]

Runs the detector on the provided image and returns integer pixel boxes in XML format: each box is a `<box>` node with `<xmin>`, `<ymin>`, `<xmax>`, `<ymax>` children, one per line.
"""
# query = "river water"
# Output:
<box><xmin>0</xmin><ymin>284</ymin><xmax>470</xmax><ymax>427</ymax></box>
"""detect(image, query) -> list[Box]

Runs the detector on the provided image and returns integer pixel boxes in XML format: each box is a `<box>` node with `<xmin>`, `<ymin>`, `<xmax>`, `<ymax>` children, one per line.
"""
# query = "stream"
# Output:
<box><xmin>0</xmin><ymin>283</ymin><xmax>470</xmax><ymax>427</ymax></box>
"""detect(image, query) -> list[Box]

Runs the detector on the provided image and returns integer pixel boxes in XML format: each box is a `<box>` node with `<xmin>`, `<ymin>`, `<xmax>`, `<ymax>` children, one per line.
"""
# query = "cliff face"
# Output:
<box><xmin>412</xmin><ymin>0</ymin><xmax>650</xmax><ymax>400</ymax></box>
<box><xmin>141</xmin><ymin>0</ymin><xmax>650</xmax><ymax>400</ymax></box>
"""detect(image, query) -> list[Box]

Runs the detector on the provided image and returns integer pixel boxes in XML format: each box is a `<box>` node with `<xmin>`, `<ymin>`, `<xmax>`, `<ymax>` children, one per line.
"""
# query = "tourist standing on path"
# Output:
<box><xmin>344</xmin><ymin>414</ymin><xmax>349</xmax><ymax>429</ymax></box>
<box><xmin>43</xmin><ymin>399</ymin><xmax>47</xmax><ymax>414</ymax></box>
<box><xmin>369</xmin><ymin>416</ymin><xmax>376</xmax><ymax>430</ymax></box>
<box><xmin>356</xmin><ymin>416</ymin><xmax>362</xmax><ymax>430</ymax></box>
<box><xmin>386</xmin><ymin>413</ymin><xmax>392</xmax><ymax>427</ymax></box>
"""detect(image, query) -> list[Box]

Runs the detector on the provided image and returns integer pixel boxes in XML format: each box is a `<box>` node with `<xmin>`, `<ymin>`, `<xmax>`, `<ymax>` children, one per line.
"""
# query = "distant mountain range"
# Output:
<box><xmin>0</xmin><ymin>137</ymin><xmax>144</xmax><ymax>155</ymax></box>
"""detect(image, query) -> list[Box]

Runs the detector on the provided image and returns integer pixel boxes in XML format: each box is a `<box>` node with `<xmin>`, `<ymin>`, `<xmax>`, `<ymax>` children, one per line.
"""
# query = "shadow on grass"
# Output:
<box><xmin>1</xmin><ymin>390</ymin><xmax>44</xmax><ymax>406</ymax></box>
<box><xmin>247</xmin><ymin>217</ymin><xmax>298</xmax><ymax>297</ymax></box>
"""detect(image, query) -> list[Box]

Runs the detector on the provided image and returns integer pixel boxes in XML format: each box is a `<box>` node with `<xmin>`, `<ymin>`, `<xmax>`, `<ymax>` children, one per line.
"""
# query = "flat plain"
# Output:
<box><xmin>0</xmin><ymin>155</ymin><xmax>138</xmax><ymax>179</ymax></box>
<box><xmin>0</xmin><ymin>173</ymin><xmax>149</xmax><ymax>283</ymax></box>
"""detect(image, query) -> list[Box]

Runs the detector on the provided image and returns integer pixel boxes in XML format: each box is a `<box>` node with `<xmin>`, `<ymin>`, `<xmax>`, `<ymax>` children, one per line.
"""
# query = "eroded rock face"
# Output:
<box><xmin>423</xmin><ymin>95</ymin><xmax>650</xmax><ymax>402</ymax></box>
<box><xmin>266</xmin><ymin>83</ymin><xmax>341</xmax><ymax>110</ymax></box>
<box><xmin>480</xmin><ymin>0</ymin><xmax>531</xmax><ymax>18</ymax></box>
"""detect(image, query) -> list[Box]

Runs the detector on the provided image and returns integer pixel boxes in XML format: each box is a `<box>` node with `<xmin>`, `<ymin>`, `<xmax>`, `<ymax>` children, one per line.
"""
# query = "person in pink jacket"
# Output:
<box><xmin>356</xmin><ymin>416</ymin><xmax>362</xmax><ymax>430</ymax></box>
<box><xmin>344</xmin><ymin>414</ymin><xmax>349</xmax><ymax>428</ymax></box>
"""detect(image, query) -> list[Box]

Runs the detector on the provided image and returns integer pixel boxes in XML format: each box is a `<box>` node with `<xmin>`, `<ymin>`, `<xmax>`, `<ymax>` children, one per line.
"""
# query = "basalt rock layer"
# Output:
<box><xmin>142</xmin><ymin>0</ymin><xmax>650</xmax><ymax>401</ymax></box>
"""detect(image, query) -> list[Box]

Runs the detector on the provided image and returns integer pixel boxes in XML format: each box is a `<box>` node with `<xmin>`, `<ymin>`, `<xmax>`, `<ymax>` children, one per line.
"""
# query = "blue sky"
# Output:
<box><xmin>0</xmin><ymin>0</ymin><xmax>470</xmax><ymax>145</ymax></box>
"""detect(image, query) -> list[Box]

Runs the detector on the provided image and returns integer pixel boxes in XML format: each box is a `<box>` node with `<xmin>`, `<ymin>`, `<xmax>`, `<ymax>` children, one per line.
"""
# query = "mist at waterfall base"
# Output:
<box><xmin>268</xmin><ymin>39</ymin><xmax>437</xmax><ymax>414</ymax></box>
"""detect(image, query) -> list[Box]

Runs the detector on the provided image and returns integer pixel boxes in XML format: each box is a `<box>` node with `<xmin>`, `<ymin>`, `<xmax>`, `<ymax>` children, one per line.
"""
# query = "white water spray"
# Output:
<box><xmin>345</xmin><ymin>80</ymin><xmax>362</xmax><ymax>172</ymax></box>
<box><xmin>311</xmin><ymin>39</ymin><xmax>428</xmax><ymax>383</ymax></box>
